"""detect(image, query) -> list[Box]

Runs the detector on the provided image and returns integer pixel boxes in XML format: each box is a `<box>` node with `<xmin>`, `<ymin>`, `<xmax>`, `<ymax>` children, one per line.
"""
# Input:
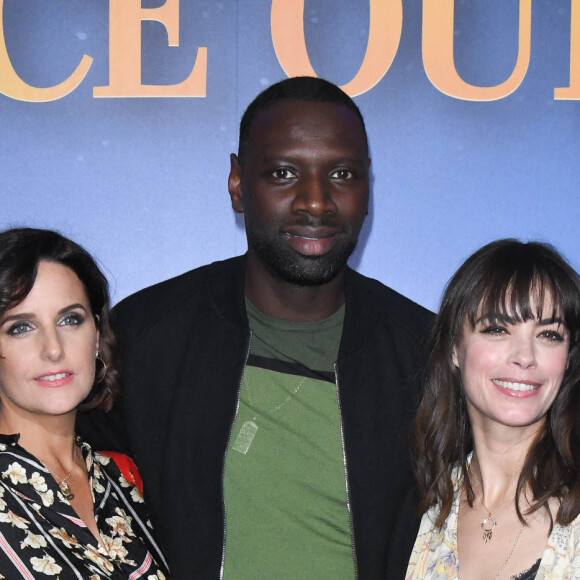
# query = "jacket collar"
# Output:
<box><xmin>206</xmin><ymin>255</ymin><xmax>376</xmax><ymax>359</ymax></box>
<box><xmin>207</xmin><ymin>254</ymin><xmax>249</xmax><ymax>330</ymax></box>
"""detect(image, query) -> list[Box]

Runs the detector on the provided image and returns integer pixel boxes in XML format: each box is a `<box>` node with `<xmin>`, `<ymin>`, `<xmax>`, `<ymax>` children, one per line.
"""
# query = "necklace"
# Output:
<box><xmin>232</xmin><ymin>375</ymin><xmax>306</xmax><ymax>455</ymax></box>
<box><xmin>51</xmin><ymin>464</ymin><xmax>76</xmax><ymax>500</ymax></box>
<box><xmin>458</xmin><ymin>492</ymin><xmax>526</xmax><ymax>580</ymax></box>
<box><xmin>47</xmin><ymin>447</ymin><xmax>78</xmax><ymax>500</ymax></box>
<box><xmin>468</xmin><ymin>461</ymin><xmax>516</xmax><ymax>543</ymax></box>
<box><xmin>232</xmin><ymin>307</ymin><xmax>343</xmax><ymax>456</ymax></box>
<box><xmin>480</xmin><ymin>495</ymin><xmax>514</xmax><ymax>543</ymax></box>
<box><xmin>493</xmin><ymin>523</ymin><xmax>525</xmax><ymax>580</ymax></box>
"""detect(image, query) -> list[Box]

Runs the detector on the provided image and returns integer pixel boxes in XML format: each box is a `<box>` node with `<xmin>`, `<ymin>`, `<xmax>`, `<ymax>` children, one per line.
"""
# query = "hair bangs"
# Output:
<box><xmin>468</xmin><ymin>271</ymin><xmax>564</xmax><ymax>329</ymax></box>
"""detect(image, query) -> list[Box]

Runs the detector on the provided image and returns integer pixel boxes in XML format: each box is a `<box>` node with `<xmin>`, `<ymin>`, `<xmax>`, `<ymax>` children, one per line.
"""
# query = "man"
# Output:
<box><xmin>79</xmin><ymin>77</ymin><xmax>433</xmax><ymax>579</ymax></box>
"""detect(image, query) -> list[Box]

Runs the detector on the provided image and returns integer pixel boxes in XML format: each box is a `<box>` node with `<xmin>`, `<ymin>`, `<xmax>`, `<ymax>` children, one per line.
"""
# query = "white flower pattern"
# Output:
<box><xmin>3</xmin><ymin>462</ymin><xmax>27</xmax><ymax>485</ymax></box>
<box><xmin>21</xmin><ymin>531</ymin><xmax>48</xmax><ymax>549</ymax></box>
<box><xmin>130</xmin><ymin>487</ymin><xmax>144</xmax><ymax>504</ymax></box>
<box><xmin>31</xmin><ymin>554</ymin><xmax>63</xmax><ymax>575</ymax></box>
<box><xmin>0</xmin><ymin>435</ymin><xmax>169</xmax><ymax>578</ymax></box>
<box><xmin>406</xmin><ymin>465</ymin><xmax>580</xmax><ymax>579</ymax></box>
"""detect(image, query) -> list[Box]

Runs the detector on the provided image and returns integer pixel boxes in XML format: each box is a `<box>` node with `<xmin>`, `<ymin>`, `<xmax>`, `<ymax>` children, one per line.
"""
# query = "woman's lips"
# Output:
<box><xmin>492</xmin><ymin>378</ymin><xmax>541</xmax><ymax>397</ymax></box>
<box><xmin>35</xmin><ymin>371</ymin><xmax>74</xmax><ymax>387</ymax></box>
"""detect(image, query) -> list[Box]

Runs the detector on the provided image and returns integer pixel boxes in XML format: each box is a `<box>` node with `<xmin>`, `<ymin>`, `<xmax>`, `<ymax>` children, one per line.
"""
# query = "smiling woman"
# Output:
<box><xmin>406</xmin><ymin>239</ymin><xmax>580</xmax><ymax>580</ymax></box>
<box><xmin>0</xmin><ymin>261</ymin><xmax>99</xmax><ymax>420</ymax></box>
<box><xmin>0</xmin><ymin>228</ymin><xmax>169</xmax><ymax>579</ymax></box>
<box><xmin>453</xmin><ymin>295</ymin><xmax>570</xmax><ymax>435</ymax></box>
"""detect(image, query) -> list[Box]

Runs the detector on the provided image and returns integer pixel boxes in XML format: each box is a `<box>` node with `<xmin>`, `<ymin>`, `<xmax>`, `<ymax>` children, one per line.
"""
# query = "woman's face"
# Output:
<box><xmin>452</xmin><ymin>298</ymin><xmax>570</xmax><ymax>432</ymax></box>
<box><xmin>0</xmin><ymin>261</ymin><xmax>98</xmax><ymax>425</ymax></box>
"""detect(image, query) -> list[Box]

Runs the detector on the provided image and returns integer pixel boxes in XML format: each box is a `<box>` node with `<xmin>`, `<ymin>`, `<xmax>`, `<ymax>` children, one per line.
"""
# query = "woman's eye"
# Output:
<box><xmin>6</xmin><ymin>321</ymin><xmax>33</xmax><ymax>335</ymax></box>
<box><xmin>481</xmin><ymin>326</ymin><xmax>507</xmax><ymax>336</ymax></box>
<box><xmin>58</xmin><ymin>313</ymin><xmax>84</xmax><ymax>326</ymax></box>
<box><xmin>540</xmin><ymin>330</ymin><xmax>565</xmax><ymax>342</ymax></box>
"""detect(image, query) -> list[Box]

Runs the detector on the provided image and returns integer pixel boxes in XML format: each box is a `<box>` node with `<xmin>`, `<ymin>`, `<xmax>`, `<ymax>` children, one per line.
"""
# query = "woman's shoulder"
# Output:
<box><xmin>93</xmin><ymin>450</ymin><xmax>145</xmax><ymax>502</ymax></box>
<box><xmin>536</xmin><ymin>511</ymin><xmax>580</xmax><ymax>575</ymax></box>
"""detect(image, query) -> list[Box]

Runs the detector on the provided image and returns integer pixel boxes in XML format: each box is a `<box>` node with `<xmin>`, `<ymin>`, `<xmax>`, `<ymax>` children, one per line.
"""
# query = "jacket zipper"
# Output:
<box><xmin>335</xmin><ymin>362</ymin><xmax>359</xmax><ymax>579</ymax></box>
<box><xmin>219</xmin><ymin>330</ymin><xmax>252</xmax><ymax>579</ymax></box>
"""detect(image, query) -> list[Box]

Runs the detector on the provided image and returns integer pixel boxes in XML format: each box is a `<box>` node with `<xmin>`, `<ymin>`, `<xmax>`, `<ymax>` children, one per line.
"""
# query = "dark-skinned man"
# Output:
<box><xmin>78</xmin><ymin>77</ymin><xmax>433</xmax><ymax>579</ymax></box>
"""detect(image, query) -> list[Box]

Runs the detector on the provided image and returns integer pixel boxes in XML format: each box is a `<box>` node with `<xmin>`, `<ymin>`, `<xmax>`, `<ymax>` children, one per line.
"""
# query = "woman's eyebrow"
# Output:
<box><xmin>0</xmin><ymin>311</ymin><xmax>36</xmax><ymax>325</ymax></box>
<box><xmin>537</xmin><ymin>317</ymin><xmax>565</xmax><ymax>326</ymax></box>
<box><xmin>57</xmin><ymin>303</ymin><xmax>89</xmax><ymax>316</ymax></box>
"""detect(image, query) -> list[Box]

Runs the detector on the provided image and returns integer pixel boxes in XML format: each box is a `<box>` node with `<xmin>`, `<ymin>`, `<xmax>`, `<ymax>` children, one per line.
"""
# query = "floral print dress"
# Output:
<box><xmin>406</xmin><ymin>465</ymin><xmax>580</xmax><ymax>579</ymax></box>
<box><xmin>0</xmin><ymin>434</ymin><xmax>169</xmax><ymax>579</ymax></box>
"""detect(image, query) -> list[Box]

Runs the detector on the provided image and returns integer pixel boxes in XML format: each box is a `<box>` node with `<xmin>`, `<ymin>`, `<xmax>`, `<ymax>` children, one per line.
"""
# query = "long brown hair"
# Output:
<box><xmin>412</xmin><ymin>239</ymin><xmax>580</xmax><ymax>527</ymax></box>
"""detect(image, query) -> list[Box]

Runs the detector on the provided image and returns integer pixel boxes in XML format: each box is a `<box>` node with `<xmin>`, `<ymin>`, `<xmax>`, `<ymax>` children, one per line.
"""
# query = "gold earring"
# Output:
<box><xmin>95</xmin><ymin>353</ymin><xmax>108</xmax><ymax>383</ymax></box>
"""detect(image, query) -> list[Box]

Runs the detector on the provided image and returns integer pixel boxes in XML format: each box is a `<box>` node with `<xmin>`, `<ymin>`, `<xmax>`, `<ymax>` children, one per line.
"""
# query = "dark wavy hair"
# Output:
<box><xmin>0</xmin><ymin>228</ymin><xmax>119</xmax><ymax>411</ymax></box>
<box><xmin>237</xmin><ymin>76</ymin><xmax>368</xmax><ymax>165</ymax></box>
<box><xmin>412</xmin><ymin>239</ymin><xmax>580</xmax><ymax>528</ymax></box>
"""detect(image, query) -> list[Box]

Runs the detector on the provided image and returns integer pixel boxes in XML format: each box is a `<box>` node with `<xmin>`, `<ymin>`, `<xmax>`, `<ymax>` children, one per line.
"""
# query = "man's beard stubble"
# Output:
<box><xmin>248</xmin><ymin>233</ymin><xmax>358</xmax><ymax>286</ymax></box>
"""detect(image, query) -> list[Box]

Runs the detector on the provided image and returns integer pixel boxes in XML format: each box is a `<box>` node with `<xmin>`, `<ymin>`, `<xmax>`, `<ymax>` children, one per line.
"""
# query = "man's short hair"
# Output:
<box><xmin>237</xmin><ymin>76</ymin><xmax>368</xmax><ymax>164</ymax></box>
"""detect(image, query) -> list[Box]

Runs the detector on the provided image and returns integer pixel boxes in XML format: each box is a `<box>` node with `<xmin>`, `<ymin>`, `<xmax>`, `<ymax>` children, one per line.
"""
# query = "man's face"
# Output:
<box><xmin>229</xmin><ymin>100</ymin><xmax>370</xmax><ymax>286</ymax></box>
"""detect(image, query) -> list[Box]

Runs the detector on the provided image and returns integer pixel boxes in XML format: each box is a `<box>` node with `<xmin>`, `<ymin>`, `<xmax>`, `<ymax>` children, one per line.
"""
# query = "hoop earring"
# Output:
<box><xmin>95</xmin><ymin>354</ymin><xmax>108</xmax><ymax>383</ymax></box>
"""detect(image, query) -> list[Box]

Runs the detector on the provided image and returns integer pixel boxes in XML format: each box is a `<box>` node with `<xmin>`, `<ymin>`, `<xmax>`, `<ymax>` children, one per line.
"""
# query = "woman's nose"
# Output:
<box><xmin>508</xmin><ymin>336</ymin><xmax>537</xmax><ymax>368</ymax></box>
<box><xmin>42</xmin><ymin>328</ymin><xmax>64</xmax><ymax>362</ymax></box>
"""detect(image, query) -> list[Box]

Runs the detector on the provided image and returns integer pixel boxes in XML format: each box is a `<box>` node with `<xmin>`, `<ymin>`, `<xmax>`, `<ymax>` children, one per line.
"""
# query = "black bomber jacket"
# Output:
<box><xmin>78</xmin><ymin>255</ymin><xmax>433</xmax><ymax>579</ymax></box>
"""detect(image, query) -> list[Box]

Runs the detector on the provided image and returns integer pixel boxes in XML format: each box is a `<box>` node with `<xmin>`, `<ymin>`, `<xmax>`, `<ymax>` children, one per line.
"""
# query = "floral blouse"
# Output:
<box><xmin>0</xmin><ymin>434</ymin><xmax>169</xmax><ymax>579</ymax></box>
<box><xmin>406</xmin><ymin>466</ymin><xmax>580</xmax><ymax>579</ymax></box>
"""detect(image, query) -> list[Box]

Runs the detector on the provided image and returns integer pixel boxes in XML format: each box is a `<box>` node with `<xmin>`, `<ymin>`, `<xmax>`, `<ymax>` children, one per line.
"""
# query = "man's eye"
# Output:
<box><xmin>331</xmin><ymin>169</ymin><xmax>353</xmax><ymax>180</ymax></box>
<box><xmin>272</xmin><ymin>168</ymin><xmax>296</xmax><ymax>180</ymax></box>
<box><xmin>6</xmin><ymin>321</ymin><xmax>33</xmax><ymax>335</ymax></box>
<box><xmin>58</xmin><ymin>313</ymin><xmax>84</xmax><ymax>326</ymax></box>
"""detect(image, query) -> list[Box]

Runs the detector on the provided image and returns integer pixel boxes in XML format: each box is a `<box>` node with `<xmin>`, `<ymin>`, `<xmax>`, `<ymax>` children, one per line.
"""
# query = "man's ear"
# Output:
<box><xmin>228</xmin><ymin>153</ymin><xmax>244</xmax><ymax>214</ymax></box>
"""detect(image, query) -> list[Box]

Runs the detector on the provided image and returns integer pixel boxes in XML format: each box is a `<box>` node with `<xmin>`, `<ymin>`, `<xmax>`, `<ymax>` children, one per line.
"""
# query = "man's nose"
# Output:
<box><xmin>293</xmin><ymin>174</ymin><xmax>337</xmax><ymax>216</ymax></box>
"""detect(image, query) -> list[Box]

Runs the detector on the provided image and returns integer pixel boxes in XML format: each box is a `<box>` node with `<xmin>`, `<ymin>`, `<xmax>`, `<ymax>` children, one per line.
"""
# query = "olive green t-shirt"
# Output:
<box><xmin>222</xmin><ymin>300</ymin><xmax>355</xmax><ymax>579</ymax></box>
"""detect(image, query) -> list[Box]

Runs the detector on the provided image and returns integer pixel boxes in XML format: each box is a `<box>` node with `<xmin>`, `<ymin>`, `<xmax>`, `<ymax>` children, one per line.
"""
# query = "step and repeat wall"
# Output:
<box><xmin>2</xmin><ymin>0</ymin><xmax>579</xmax><ymax>311</ymax></box>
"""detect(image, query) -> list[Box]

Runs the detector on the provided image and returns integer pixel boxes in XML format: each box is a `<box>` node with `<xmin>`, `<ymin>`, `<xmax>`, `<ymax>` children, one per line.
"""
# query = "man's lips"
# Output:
<box><xmin>283</xmin><ymin>227</ymin><xmax>341</xmax><ymax>256</ymax></box>
<box><xmin>35</xmin><ymin>371</ymin><xmax>74</xmax><ymax>387</ymax></box>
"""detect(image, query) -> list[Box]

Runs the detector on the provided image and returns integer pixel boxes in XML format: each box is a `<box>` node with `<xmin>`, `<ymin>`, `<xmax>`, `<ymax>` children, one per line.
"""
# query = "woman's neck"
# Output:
<box><xmin>0</xmin><ymin>410</ymin><xmax>78</xmax><ymax>474</ymax></box>
<box><xmin>469</xmin><ymin>433</ymin><xmax>539</xmax><ymax>510</ymax></box>
<box><xmin>467</xmin><ymin>410</ymin><xmax>544</xmax><ymax>506</ymax></box>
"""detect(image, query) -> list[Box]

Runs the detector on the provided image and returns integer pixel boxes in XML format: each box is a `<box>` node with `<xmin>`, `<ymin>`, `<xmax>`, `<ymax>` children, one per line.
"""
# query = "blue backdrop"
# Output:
<box><xmin>2</xmin><ymin>0</ymin><xmax>578</xmax><ymax>312</ymax></box>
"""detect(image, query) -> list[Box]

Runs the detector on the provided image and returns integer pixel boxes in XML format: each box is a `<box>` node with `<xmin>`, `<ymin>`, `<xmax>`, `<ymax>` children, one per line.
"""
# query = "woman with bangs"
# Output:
<box><xmin>406</xmin><ymin>239</ymin><xmax>580</xmax><ymax>580</ymax></box>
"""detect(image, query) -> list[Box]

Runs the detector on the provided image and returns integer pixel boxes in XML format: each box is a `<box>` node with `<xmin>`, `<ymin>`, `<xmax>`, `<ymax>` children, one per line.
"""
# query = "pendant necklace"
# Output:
<box><xmin>468</xmin><ymin>461</ymin><xmax>516</xmax><ymax>543</ymax></box>
<box><xmin>458</xmin><ymin>490</ymin><xmax>525</xmax><ymax>580</ymax></box>
<box><xmin>52</xmin><ymin>464</ymin><xmax>76</xmax><ymax>500</ymax></box>
<box><xmin>232</xmin><ymin>374</ymin><xmax>307</xmax><ymax>455</ymax></box>
<box><xmin>47</xmin><ymin>445</ymin><xmax>79</xmax><ymax>500</ymax></box>
<box><xmin>480</xmin><ymin>495</ymin><xmax>513</xmax><ymax>543</ymax></box>
<box><xmin>232</xmin><ymin>310</ymin><xmax>341</xmax><ymax>455</ymax></box>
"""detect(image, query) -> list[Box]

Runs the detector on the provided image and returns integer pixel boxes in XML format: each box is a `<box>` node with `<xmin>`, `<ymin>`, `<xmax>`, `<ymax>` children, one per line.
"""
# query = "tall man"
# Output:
<box><xmin>79</xmin><ymin>77</ymin><xmax>433</xmax><ymax>579</ymax></box>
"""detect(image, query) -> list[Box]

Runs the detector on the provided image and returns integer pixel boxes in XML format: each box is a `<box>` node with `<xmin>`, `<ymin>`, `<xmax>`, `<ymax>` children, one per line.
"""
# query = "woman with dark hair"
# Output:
<box><xmin>406</xmin><ymin>239</ymin><xmax>580</xmax><ymax>579</ymax></box>
<box><xmin>0</xmin><ymin>228</ymin><xmax>169</xmax><ymax>578</ymax></box>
